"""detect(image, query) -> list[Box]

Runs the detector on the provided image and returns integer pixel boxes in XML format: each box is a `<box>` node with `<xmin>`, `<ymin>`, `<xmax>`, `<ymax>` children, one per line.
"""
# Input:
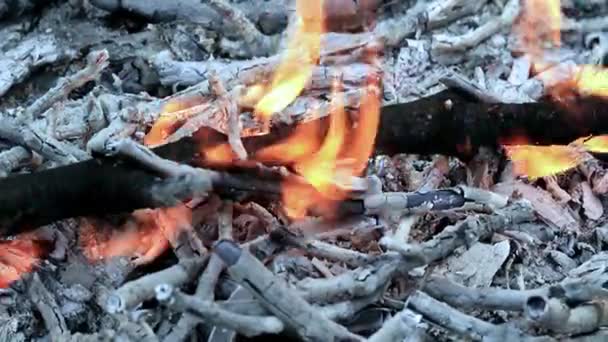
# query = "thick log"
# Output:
<box><xmin>2</xmin><ymin>89</ymin><xmax>607</xmax><ymax>235</ymax></box>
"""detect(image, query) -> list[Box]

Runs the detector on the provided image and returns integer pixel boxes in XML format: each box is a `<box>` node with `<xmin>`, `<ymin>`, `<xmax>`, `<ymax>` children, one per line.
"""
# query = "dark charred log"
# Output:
<box><xmin>2</xmin><ymin>89</ymin><xmax>608</xmax><ymax>236</ymax></box>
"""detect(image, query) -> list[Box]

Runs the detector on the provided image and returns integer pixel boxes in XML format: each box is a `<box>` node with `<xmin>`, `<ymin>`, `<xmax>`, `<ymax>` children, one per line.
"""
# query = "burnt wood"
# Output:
<box><xmin>2</xmin><ymin>89</ymin><xmax>607</xmax><ymax>236</ymax></box>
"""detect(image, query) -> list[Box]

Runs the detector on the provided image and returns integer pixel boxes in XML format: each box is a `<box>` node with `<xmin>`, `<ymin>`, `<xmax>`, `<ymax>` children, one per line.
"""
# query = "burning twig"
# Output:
<box><xmin>208</xmin><ymin>75</ymin><xmax>248</xmax><ymax>160</ymax></box>
<box><xmin>105</xmin><ymin>258</ymin><xmax>203</xmax><ymax>314</ymax></box>
<box><xmin>213</xmin><ymin>239</ymin><xmax>363</xmax><ymax>341</ymax></box>
<box><xmin>155</xmin><ymin>285</ymin><xmax>284</xmax><ymax>337</ymax></box>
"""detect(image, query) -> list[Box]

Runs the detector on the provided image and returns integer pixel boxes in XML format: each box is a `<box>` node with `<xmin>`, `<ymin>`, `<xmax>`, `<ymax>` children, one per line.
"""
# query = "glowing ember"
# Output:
<box><xmin>516</xmin><ymin>0</ymin><xmax>561</xmax><ymax>58</ymax></box>
<box><xmin>202</xmin><ymin>143</ymin><xmax>237</xmax><ymax>165</ymax></box>
<box><xmin>0</xmin><ymin>236</ymin><xmax>48</xmax><ymax>288</ymax></box>
<box><xmin>80</xmin><ymin>206</ymin><xmax>192</xmax><ymax>265</ymax></box>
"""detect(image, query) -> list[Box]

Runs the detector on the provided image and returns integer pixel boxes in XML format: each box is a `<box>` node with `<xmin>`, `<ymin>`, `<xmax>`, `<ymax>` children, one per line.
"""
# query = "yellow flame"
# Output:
<box><xmin>504</xmin><ymin>144</ymin><xmax>584</xmax><ymax>179</ymax></box>
<box><xmin>581</xmin><ymin>135</ymin><xmax>608</xmax><ymax>153</ymax></box>
<box><xmin>575</xmin><ymin>65</ymin><xmax>608</xmax><ymax>97</ymax></box>
<box><xmin>253</xmin><ymin>1</ymin><xmax>324</xmax><ymax>119</ymax></box>
<box><xmin>293</xmin><ymin>78</ymin><xmax>347</xmax><ymax>198</ymax></box>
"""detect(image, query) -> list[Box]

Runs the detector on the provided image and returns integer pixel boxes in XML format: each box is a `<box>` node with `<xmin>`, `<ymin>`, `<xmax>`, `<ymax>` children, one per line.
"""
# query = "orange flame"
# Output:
<box><xmin>253</xmin><ymin>1</ymin><xmax>324</xmax><ymax>120</ymax></box>
<box><xmin>255</xmin><ymin>120</ymin><xmax>322</xmax><ymax>163</ymax></box>
<box><xmin>202</xmin><ymin>143</ymin><xmax>237</xmax><ymax>165</ymax></box>
<box><xmin>504</xmin><ymin>0</ymin><xmax>608</xmax><ymax>179</ymax></box>
<box><xmin>504</xmin><ymin>144</ymin><xmax>584</xmax><ymax>180</ymax></box>
<box><xmin>144</xmin><ymin>0</ymin><xmax>380</xmax><ymax>219</ymax></box>
<box><xmin>293</xmin><ymin>77</ymin><xmax>348</xmax><ymax>198</ymax></box>
<box><xmin>145</xmin><ymin>96</ymin><xmax>209</xmax><ymax>146</ymax></box>
<box><xmin>515</xmin><ymin>0</ymin><xmax>608</xmax><ymax>99</ymax></box>
<box><xmin>79</xmin><ymin>207</ymin><xmax>192</xmax><ymax>265</ymax></box>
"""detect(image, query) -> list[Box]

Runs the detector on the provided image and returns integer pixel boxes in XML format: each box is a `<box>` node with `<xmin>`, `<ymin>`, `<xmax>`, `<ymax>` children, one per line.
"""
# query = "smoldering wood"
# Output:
<box><xmin>0</xmin><ymin>130</ymin><xmax>500</xmax><ymax>237</ymax></box>
<box><xmin>4</xmin><ymin>84</ymin><xmax>607</xmax><ymax>235</ymax></box>
<box><xmin>0</xmin><ymin>137</ymin><xmax>285</xmax><ymax>237</ymax></box>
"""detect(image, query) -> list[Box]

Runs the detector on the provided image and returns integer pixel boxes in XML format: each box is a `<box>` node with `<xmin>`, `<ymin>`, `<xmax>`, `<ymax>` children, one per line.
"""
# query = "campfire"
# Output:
<box><xmin>2</xmin><ymin>0</ymin><xmax>608</xmax><ymax>340</ymax></box>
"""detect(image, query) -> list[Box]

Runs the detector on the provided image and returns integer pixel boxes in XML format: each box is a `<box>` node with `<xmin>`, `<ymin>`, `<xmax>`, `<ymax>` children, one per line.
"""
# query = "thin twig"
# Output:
<box><xmin>156</xmin><ymin>285</ymin><xmax>284</xmax><ymax>337</ymax></box>
<box><xmin>432</xmin><ymin>0</ymin><xmax>520</xmax><ymax>53</ymax></box>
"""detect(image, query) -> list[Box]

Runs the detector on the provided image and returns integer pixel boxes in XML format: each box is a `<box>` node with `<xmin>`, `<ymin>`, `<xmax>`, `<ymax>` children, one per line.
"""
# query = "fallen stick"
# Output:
<box><xmin>162</xmin><ymin>201</ymin><xmax>233</xmax><ymax>342</ymax></box>
<box><xmin>367</xmin><ymin>307</ymin><xmax>426</xmax><ymax>342</ymax></box>
<box><xmin>423</xmin><ymin>272</ymin><xmax>608</xmax><ymax>312</ymax></box>
<box><xmin>0</xmin><ymin>135</ymin><xmax>497</xmax><ymax>236</ymax></box>
<box><xmin>269</xmin><ymin>225</ymin><xmax>373</xmax><ymax>267</ymax></box>
<box><xmin>525</xmin><ymin>296</ymin><xmax>608</xmax><ymax>335</ymax></box>
<box><xmin>213</xmin><ymin>239</ymin><xmax>363</xmax><ymax>341</ymax></box>
<box><xmin>155</xmin><ymin>284</ymin><xmax>284</xmax><ymax>337</ymax></box>
<box><xmin>105</xmin><ymin>258</ymin><xmax>203</xmax><ymax>313</ymax></box>
<box><xmin>157</xmin><ymin>88</ymin><xmax>608</xmax><ymax>159</ymax></box>
<box><xmin>25</xmin><ymin>50</ymin><xmax>110</xmax><ymax>121</ymax></box>
<box><xmin>407</xmin><ymin>291</ymin><xmax>544</xmax><ymax>341</ymax></box>
<box><xmin>431</xmin><ymin>0</ymin><xmax>520</xmax><ymax>53</ymax></box>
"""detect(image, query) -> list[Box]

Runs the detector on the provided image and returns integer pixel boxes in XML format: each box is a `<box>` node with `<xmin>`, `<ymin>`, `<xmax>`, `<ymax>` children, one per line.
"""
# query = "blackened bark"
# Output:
<box><xmin>2</xmin><ymin>89</ymin><xmax>607</xmax><ymax>236</ymax></box>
